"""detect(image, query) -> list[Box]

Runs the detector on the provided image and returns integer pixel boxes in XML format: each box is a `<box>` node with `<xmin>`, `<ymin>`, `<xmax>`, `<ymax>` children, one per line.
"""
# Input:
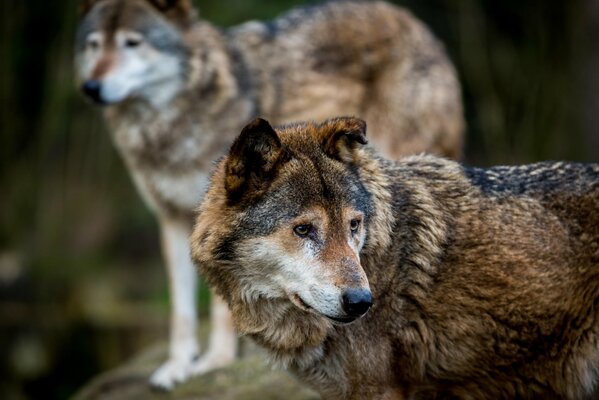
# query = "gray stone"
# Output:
<box><xmin>73</xmin><ymin>342</ymin><xmax>319</xmax><ymax>400</ymax></box>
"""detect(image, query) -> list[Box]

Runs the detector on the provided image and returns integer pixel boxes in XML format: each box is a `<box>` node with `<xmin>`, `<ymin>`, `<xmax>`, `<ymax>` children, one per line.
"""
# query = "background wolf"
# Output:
<box><xmin>75</xmin><ymin>0</ymin><xmax>463</xmax><ymax>388</ymax></box>
<box><xmin>192</xmin><ymin>117</ymin><xmax>599</xmax><ymax>399</ymax></box>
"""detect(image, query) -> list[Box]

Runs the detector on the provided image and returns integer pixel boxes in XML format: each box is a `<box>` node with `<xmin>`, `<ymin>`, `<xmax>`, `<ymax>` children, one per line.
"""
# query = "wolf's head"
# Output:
<box><xmin>75</xmin><ymin>0</ymin><xmax>195</xmax><ymax>106</ymax></box>
<box><xmin>192</xmin><ymin>117</ymin><xmax>378</xmax><ymax>327</ymax></box>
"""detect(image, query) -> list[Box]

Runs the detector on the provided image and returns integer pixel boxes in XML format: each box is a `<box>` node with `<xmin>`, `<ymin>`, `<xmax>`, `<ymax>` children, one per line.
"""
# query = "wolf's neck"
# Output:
<box><xmin>232</xmin><ymin>294</ymin><xmax>351</xmax><ymax>396</ymax></box>
<box><xmin>182</xmin><ymin>21</ymin><xmax>254</xmax><ymax>113</ymax></box>
<box><xmin>228</xmin><ymin>294</ymin><xmax>331</xmax><ymax>364</ymax></box>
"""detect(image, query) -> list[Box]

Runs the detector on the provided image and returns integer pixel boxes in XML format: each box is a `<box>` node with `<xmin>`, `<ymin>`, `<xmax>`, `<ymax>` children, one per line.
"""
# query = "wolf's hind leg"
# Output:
<box><xmin>149</xmin><ymin>218</ymin><xmax>200</xmax><ymax>390</ymax></box>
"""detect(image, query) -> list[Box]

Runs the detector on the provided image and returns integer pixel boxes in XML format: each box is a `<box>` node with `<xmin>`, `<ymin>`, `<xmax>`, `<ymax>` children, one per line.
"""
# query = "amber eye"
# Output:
<box><xmin>293</xmin><ymin>224</ymin><xmax>312</xmax><ymax>237</ymax></box>
<box><xmin>350</xmin><ymin>219</ymin><xmax>361</xmax><ymax>233</ymax></box>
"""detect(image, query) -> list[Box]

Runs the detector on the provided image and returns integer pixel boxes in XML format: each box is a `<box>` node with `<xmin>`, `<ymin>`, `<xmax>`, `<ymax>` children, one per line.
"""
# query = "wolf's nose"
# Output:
<box><xmin>82</xmin><ymin>80</ymin><xmax>104</xmax><ymax>103</ymax></box>
<box><xmin>341</xmin><ymin>288</ymin><xmax>372</xmax><ymax>317</ymax></box>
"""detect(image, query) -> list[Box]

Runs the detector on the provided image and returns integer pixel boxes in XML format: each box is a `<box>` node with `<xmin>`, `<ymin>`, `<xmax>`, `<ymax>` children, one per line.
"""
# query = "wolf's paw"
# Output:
<box><xmin>190</xmin><ymin>349</ymin><xmax>236</xmax><ymax>375</ymax></box>
<box><xmin>149</xmin><ymin>356</ymin><xmax>199</xmax><ymax>390</ymax></box>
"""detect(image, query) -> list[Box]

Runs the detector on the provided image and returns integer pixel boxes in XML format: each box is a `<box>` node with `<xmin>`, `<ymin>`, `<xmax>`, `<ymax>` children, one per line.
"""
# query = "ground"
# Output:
<box><xmin>73</xmin><ymin>340</ymin><xmax>319</xmax><ymax>400</ymax></box>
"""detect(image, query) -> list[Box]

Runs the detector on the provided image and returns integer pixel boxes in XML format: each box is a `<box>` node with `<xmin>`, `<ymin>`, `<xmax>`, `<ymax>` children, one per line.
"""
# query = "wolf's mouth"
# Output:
<box><xmin>325</xmin><ymin>315</ymin><xmax>357</xmax><ymax>324</ymax></box>
<box><xmin>291</xmin><ymin>294</ymin><xmax>313</xmax><ymax>311</ymax></box>
<box><xmin>290</xmin><ymin>294</ymin><xmax>358</xmax><ymax>324</ymax></box>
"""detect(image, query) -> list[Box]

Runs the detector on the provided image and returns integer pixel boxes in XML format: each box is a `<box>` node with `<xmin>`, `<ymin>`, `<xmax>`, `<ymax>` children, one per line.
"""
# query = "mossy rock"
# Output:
<box><xmin>73</xmin><ymin>342</ymin><xmax>319</xmax><ymax>400</ymax></box>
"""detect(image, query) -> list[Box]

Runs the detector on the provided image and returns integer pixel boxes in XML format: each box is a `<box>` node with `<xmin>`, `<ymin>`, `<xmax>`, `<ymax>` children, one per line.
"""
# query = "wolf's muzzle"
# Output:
<box><xmin>341</xmin><ymin>288</ymin><xmax>372</xmax><ymax>318</ymax></box>
<box><xmin>81</xmin><ymin>80</ymin><xmax>106</xmax><ymax>104</ymax></box>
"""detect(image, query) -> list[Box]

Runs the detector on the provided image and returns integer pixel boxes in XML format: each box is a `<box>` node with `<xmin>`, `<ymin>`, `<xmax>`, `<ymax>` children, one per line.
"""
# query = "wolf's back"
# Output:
<box><xmin>228</xmin><ymin>0</ymin><xmax>464</xmax><ymax>160</ymax></box>
<box><xmin>464</xmin><ymin>162</ymin><xmax>599</xmax><ymax>197</ymax></box>
<box><xmin>464</xmin><ymin>161</ymin><xmax>599</xmax><ymax>264</ymax></box>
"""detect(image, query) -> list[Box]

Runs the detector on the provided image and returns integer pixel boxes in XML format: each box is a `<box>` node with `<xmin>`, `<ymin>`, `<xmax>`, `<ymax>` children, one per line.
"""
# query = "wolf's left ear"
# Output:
<box><xmin>319</xmin><ymin>117</ymin><xmax>368</xmax><ymax>163</ymax></box>
<box><xmin>147</xmin><ymin>0</ymin><xmax>197</xmax><ymax>28</ymax></box>
<box><xmin>224</xmin><ymin>118</ymin><xmax>287</xmax><ymax>202</ymax></box>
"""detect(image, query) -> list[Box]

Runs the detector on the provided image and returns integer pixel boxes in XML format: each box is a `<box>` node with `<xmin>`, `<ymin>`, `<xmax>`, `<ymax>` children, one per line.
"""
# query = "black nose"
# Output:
<box><xmin>81</xmin><ymin>80</ymin><xmax>104</xmax><ymax>104</ymax></box>
<box><xmin>341</xmin><ymin>288</ymin><xmax>372</xmax><ymax>317</ymax></box>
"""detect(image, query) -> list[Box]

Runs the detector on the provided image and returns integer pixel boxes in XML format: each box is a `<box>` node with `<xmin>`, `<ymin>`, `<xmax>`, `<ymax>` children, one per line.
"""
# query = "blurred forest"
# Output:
<box><xmin>1</xmin><ymin>0</ymin><xmax>598</xmax><ymax>399</ymax></box>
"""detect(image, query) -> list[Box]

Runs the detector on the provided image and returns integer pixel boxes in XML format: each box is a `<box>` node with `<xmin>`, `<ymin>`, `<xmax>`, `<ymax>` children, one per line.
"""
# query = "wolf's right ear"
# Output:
<box><xmin>224</xmin><ymin>118</ymin><xmax>287</xmax><ymax>202</ymax></box>
<box><xmin>147</xmin><ymin>0</ymin><xmax>197</xmax><ymax>28</ymax></box>
<box><xmin>79</xmin><ymin>0</ymin><xmax>102</xmax><ymax>15</ymax></box>
<box><xmin>319</xmin><ymin>117</ymin><xmax>368</xmax><ymax>163</ymax></box>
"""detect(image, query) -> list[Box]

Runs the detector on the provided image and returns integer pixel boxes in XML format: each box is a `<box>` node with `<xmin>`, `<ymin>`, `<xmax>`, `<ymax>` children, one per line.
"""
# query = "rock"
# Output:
<box><xmin>73</xmin><ymin>341</ymin><xmax>319</xmax><ymax>400</ymax></box>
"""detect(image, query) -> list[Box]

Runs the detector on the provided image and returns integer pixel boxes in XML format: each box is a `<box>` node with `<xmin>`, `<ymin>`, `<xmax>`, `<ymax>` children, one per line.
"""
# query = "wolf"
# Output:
<box><xmin>191</xmin><ymin>116</ymin><xmax>599</xmax><ymax>399</ymax></box>
<box><xmin>75</xmin><ymin>0</ymin><xmax>464</xmax><ymax>389</ymax></box>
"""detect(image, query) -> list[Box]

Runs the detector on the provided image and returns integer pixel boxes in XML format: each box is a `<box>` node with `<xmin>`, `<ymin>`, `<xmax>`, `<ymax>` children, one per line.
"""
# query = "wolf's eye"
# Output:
<box><xmin>350</xmin><ymin>219</ymin><xmax>361</xmax><ymax>233</ymax></box>
<box><xmin>125</xmin><ymin>37</ymin><xmax>142</xmax><ymax>48</ymax></box>
<box><xmin>293</xmin><ymin>224</ymin><xmax>312</xmax><ymax>238</ymax></box>
<box><xmin>87</xmin><ymin>38</ymin><xmax>100</xmax><ymax>51</ymax></box>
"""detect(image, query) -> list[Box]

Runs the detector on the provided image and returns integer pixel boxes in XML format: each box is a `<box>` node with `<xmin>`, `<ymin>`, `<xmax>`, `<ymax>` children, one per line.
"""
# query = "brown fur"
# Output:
<box><xmin>91</xmin><ymin>53</ymin><xmax>115</xmax><ymax>79</ymax></box>
<box><xmin>75</xmin><ymin>0</ymin><xmax>464</xmax><ymax>388</ymax></box>
<box><xmin>192</xmin><ymin>117</ymin><xmax>599</xmax><ymax>399</ymax></box>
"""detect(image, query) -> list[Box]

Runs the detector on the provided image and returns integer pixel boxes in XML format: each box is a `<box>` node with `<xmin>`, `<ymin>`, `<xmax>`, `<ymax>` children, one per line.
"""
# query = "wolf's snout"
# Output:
<box><xmin>82</xmin><ymin>80</ymin><xmax>105</xmax><ymax>104</ymax></box>
<box><xmin>341</xmin><ymin>288</ymin><xmax>372</xmax><ymax>317</ymax></box>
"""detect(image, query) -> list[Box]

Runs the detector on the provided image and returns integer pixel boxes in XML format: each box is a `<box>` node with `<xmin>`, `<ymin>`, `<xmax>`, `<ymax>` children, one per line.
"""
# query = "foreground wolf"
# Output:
<box><xmin>192</xmin><ymin>117</ymin><xmax>599</xmax><ymax>399</ymax></box>
<box><xmin>75</xmin><ymin>0</ymin><xmax>464</xmax><ymax>388</ymax></box>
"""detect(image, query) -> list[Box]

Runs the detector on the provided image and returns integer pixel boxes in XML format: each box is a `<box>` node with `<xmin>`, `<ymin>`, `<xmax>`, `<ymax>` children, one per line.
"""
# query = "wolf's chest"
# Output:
<box><xmin>130</xmin><ymin>167</ymin><xmax>210</xmax><ymax>216</ymax></box>
<box><xmin>109</xmin><ymin>114</ymin><xmax>212</xmax><ymax>215</ymax></box>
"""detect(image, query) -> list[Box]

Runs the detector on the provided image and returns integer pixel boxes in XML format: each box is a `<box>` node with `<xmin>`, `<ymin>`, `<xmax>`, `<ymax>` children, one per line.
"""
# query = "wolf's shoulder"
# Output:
<box><xmin>227</xmin><ymin>0</ymin><xmax>402</xmax><ymax>39</ymax></box>
<box><xmin>226</xmin><ymin>1</ymin><xmax>335</xmax><ymax>40</ymax></box>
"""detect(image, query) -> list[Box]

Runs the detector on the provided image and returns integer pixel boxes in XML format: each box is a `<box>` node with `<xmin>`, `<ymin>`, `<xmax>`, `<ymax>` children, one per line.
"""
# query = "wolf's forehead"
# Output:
<box><xmin>284</xmin><ymin>154</ymin><xmax>367</xmax><ymax>201</ymax></box>
<box><xmin>76</xmin><ymin>0</ymin><xmax>183</xmax><ymax>51</ymax></box>
<box><xmin>239</xmin><ymin>159</ymin><xmax>371</xmax><ymax>235</ymax></box>
<box><xmin>78</xmin><ymin>0</ymin><xmax>128</xmax><ymax>34</ymax></box>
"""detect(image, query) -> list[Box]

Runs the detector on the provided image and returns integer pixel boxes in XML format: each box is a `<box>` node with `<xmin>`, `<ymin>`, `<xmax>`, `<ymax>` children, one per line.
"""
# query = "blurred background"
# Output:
<box><xmin>1</xmin><ymin>0</ymin><xmax>598</xmax><ymax>398</ymax></box>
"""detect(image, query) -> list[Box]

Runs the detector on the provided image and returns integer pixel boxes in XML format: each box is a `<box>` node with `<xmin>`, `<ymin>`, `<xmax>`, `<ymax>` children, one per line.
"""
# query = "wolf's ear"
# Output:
<box><xmin>225</xmin><ymin>118</ymin><xmax>287</xmax><ymax>202</ymax></box>
<box><xmin>147</xmin><ymin>0</ymin><xmax>197</xmax><ymax>28</ymax></box>
<box><xmin>319</xmin><ymin>117</ymin><xmax>367</xmax><ymax>163</ymax></box>
<box><xmin>79</xmin><ymin>0</ymin><xmax>102</xmax><ymax>16</ymax></box>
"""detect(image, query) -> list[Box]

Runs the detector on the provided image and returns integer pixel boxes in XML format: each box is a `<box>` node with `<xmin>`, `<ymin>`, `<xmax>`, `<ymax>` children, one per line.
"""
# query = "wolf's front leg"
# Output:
<box><xmin>149</xmin><ymin>218</ymin><xmax>237</xmax><ymax>389</ymax></box>
<box><xmin>149</xmin><ymin>218</ymin><xmax>200</xmax><ymax>389</ymax></box>
<box><xmin>191</xmin><ymin>292</ymin><xmax>237</xmax><ymax>375</ymax></box>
